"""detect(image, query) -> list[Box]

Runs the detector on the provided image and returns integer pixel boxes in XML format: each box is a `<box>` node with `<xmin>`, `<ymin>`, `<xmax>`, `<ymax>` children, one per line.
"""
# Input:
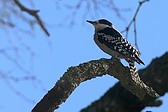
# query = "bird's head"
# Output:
<box><xmin>87</xmin><ymin>19</ymin><xmax>113</xmax><ymax>31</ymax></box>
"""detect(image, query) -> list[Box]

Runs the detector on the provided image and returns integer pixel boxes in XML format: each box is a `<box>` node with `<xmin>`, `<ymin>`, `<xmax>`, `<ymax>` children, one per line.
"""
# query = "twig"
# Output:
<box><xmin>32</xmin><ymin>58</ymin><xmax>159</xmax><ymax>112</ymax></box>
<box><xmin>13</xmin><ymin>0</ymin><xmax>50</xmax><ymax>36</ymax></box>
<box><xmin>0</xmin><ymin>49</ymin><xmax>31</xmax><ymax>75</ymax></box>
<box><xmin>3</xmin><ymin>76</ymin><xmax>36</xmax><ymax>104</ymax></box>
<box><xmin>0</xmin><ymin>18</ymin><xmax>15</xmax><ymax>28</ymax></box>
<box><xmin>121</xmin><ymin>0</ymin><xmax>149</xmax><ymax>51</ymax></box>
<box><xmin>62</xmin><ymin>0</ymin><xmax>130</xmax><ymax>26</ymax></box>
<box><xmin>134</xmin><ymin>18</ymin><xmax>139</xmax><ymax>51</ymax></box>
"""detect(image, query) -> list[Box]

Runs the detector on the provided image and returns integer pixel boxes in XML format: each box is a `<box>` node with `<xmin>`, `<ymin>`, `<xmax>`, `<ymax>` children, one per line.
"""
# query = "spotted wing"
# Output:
<box><xmin>97</xmin><ymin>27</ymin><xmax>144</xmax><ymax>65</ymax></box>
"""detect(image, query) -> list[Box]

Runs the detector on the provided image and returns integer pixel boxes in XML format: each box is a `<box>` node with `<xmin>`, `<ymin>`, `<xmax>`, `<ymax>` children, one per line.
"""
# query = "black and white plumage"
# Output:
<box><xmin>87</xmin><ymin>19</ymin><xmax>144</xmax><ymax>76</ymax></box>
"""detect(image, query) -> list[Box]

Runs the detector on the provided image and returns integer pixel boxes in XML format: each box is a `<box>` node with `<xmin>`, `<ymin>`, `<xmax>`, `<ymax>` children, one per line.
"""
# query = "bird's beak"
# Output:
<box><xmin>86</xmin><ymin>20</ymin><xmax>96</xmax><ymax>25</ymax></box>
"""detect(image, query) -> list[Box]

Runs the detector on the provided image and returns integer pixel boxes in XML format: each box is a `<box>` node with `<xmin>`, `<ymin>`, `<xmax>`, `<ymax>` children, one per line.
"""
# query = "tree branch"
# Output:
<box><xmin>32</xmin><ymin>58</ymin><xmax>159</xmax><ymax>112</ymax></box>
<box><xmin>81</xmin><ymin>52</ymin><xmax>168</xmax><ymax>112</ymax></box>
<box><xmin>13</xmin><ymin>0</ymin><xmax>50</xmax><ymax>36</ymax></box>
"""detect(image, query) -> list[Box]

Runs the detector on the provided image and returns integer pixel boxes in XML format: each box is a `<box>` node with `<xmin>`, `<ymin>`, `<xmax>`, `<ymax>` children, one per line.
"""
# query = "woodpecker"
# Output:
<box><xmin>87</xmin><ymin>19</ymin><xmax>145</xmax><ymax>76</ymax></box>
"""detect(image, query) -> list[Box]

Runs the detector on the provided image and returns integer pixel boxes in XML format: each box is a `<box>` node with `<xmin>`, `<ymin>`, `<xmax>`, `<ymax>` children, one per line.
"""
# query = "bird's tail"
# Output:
<box><xmin>135</xmin><ymin>55</ymin><xmax>145</xmax><ymax>65</ymax></box>
<box><xmin>127</xmin><ymin>60</ymin><xmax>139</xmax><ymax>78</ymax></box>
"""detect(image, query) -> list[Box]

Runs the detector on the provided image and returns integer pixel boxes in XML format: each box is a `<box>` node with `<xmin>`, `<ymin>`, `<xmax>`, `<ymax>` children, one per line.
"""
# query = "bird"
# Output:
<box><xmin>87</xmin><ymin>19</ymin><xmax>145</xmax><ymax>77</ymax></box>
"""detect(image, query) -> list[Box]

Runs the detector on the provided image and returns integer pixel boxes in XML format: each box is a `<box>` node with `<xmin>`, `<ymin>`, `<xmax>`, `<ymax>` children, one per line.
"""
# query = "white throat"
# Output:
<box><xmin>95</xmin><ymin>24</ymin><xmax>108</xmax><ymax>31</ymax></box>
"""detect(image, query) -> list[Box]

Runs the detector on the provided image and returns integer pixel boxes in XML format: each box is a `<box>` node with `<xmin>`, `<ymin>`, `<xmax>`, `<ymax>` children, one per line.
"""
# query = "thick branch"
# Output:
<box><xmin>81</xmin><ymin>52</ymin><xmax>168</xmax><ymax>112</ymax></box>
<box><xmin>13</xmin><ymin>0</ymin><xmax>50</xmax><ymax>36</ymax></box>
<box><xmin>32</xmin><ymin>58</ymin><xmax>158</xmax><ymax>112</ymax></box>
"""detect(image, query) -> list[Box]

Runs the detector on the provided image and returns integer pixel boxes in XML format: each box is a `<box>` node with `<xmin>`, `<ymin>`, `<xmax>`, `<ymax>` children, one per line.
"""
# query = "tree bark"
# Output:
<box><xmin>81</xmin><ymin>52</ymin><xmax>168</xmax><ymax>112</ymax></box>
<box><xmin>32</xmin><ymin>54</ymin><xmax>160</xmax><ymax>112</ymax></box>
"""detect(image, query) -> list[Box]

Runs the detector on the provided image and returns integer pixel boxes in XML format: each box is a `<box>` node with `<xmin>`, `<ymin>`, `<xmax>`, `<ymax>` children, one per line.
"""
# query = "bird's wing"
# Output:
<box><xmin>97</xmin><ymin>27</ymin><xmax>144</xmax><ymax>65</ymax></box>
